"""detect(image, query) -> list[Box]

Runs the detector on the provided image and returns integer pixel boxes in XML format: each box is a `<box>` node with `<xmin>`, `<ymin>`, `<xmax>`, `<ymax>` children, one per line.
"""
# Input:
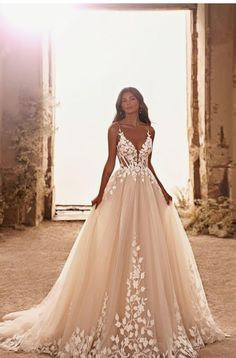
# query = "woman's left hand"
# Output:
<box><xmin>163</xmin><ymin>191</ymin><xmax>173</xmax><ymax>205</ymax></box>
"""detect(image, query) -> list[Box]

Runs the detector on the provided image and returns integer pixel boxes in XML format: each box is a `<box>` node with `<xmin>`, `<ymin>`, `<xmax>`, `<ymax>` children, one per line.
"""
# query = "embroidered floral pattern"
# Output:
<box><xmin>187</xmin><ymin>259</ymin><xmax>226</xmax><ymax>344</ymax></box>
<box><xmin>116</xmin><ymin>128</ymin><xmax>153</xmax><ymax>178</ymax></box>
<box><xmin>0</xmin><ymin>236</ymin><xmax>225</xmax><ymax>357</ymax></box>
<box><xmin>171</xmin><ymin>298</ymin><xmax>200</xmax><ymax>357</ymax></box>
<box><xmin>34</xmin><ymin>236</ymin><xmax>205</xmax><ymax>357</ymax></box>
<box><xmin>103</xmin><ymin>127</ymin><xmax>157</xmax><ymax>198</ymax></box>
<box><xmin>100</xmin><ymin>235</ymin><xmax>163</xmax><ymax>357</ymax></box>
<box><xmin>57</xmin><ymin>292</ymin><xmax>109</xmax><ymax>358</ymax></box>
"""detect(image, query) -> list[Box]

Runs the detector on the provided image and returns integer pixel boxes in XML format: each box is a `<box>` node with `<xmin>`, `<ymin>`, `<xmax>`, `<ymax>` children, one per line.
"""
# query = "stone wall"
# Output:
<box><xmin>0</xmin><ymin>17</ymin><xmax>53</xmax><ymax>226</ymax></box>
<box><xmin>196</xmin><ymin>4</ymin><xmax>236</xmax><ymax>208</ymax></box>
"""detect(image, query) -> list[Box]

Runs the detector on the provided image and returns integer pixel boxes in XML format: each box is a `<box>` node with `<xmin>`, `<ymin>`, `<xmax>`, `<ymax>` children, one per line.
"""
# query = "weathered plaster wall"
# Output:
<box><xmin>196</xmin><ymin>4</ymin><xmax>207</xmax><ymax>199</ymax></box>
<box><xmin>186</xmin><ymin>7</ymin><xmax>201</xmax><ymax>202</ymax></box>
<box><xmin>197</xmin><ymin>4</ymin><xmax>236</xmax><ymax>207</ymax></box>
<box><xmin>228</xmin><ymin>7</ymin><xmax>236</xmax><ymax>208</ymax></box>
<box><xmin>0</xmin><ymin>18</ymin><xmax>46</xmax><ymax>226</ymax></box>
<box><xmin>208</xmin><ymin>5</ymin><xmax>234</xmax><ymax>198</ymax></box>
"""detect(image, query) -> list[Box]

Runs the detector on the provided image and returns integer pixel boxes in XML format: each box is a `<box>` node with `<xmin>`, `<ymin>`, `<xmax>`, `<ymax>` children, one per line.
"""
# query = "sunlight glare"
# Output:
<box><xmin>0</xmin><ymin>4</ymin><xmax>76</xmax><ymax>32</ymax></box>
<box><xmin>54</xmin><ymin>9</ymin><xmax>189</xmax><ymax>205</ymax></box>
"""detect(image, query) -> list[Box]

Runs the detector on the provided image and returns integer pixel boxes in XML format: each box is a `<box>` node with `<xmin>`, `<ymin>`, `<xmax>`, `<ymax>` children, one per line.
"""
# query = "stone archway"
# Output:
<box><xmin>0</xmin><ymin>3</ymin><xmax>235</xmax><ymax>226</ymax></box>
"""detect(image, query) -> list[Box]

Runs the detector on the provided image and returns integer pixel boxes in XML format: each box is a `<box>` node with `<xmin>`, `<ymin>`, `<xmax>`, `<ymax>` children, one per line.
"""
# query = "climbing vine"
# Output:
<box><xmin>2</xmin><ymin>92</ymin><xmax>57</xmax><ymax>225</ymax></box>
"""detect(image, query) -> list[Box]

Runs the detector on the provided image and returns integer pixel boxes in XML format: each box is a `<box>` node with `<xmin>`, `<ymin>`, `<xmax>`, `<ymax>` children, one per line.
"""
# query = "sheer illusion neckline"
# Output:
<box><xmin>118</xmin><ymin>125</ymin><xmax>151</xmax><ymax>153</ymax></box>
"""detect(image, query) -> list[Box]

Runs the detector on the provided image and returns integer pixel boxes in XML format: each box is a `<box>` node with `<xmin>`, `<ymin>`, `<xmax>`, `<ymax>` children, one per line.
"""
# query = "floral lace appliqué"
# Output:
<box><xmin>100</xmin><ymin>234</ymin><xmax>163</xmax><ymax>357</ymax></box>
<box><xmin>103</xmin><ymin>127</ymin><xmax>158</xmax><ymax>198</ymax></box>
<box><xmin>34</xmin><ymin>236</ymin><xmax>165</xmax><ymax>357</ymax></box>
<box><xmin>116</xmin><ymin>128</ymin><xmax>153</xmax><ymax>178</ymax></box>
<box><xmin>1</xmin><ymin>237</ymin><xmax>224</xmax><ymax>358</ymax></box>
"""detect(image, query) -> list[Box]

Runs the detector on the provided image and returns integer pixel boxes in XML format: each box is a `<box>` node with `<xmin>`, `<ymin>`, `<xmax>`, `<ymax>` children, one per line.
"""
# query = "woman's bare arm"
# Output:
<box><xmin>91</xmin><ymin>123</ymin><xmax>118</xmax><ymax>207</ymax></box>
<box><xmin>148</xmin><ymin>127</ymin><xmax>172</xmax><ymax>203</ymax></box>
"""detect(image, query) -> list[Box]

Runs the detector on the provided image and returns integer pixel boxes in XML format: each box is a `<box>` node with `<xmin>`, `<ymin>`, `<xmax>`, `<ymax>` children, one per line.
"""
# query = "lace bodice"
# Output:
<box><xmin>112</xmin><ymin>124</ymin><xmax>155</xmax><ymax>184</ymax></box>
<box><xmin>103</xmin><ymin>124</ymin><xmax>156</xmax><ymax>197</ymax></box>
<box><xmin>117</xmin><ymin>125</ymin><xmax>152</xmax><ymax>169</ymax></box>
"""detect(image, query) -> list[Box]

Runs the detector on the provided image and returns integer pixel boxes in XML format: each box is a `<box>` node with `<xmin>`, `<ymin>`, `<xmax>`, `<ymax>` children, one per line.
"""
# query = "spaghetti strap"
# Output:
<box><xmin>117</xmin><ymin>122</ymin><xmax>122</xmax><ymax>133</ymax></box>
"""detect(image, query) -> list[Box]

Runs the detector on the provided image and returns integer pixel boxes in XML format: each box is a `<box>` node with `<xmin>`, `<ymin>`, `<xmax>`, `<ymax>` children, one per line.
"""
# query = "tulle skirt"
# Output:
<box><xmin>0</xmin><ymin>167</ymin><xmax>226</xmax><ymax>357</ymax></box>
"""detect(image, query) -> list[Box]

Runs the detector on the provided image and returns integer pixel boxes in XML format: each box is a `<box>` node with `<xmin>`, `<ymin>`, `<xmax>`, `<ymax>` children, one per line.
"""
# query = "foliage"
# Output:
<box><xmin>173</xmin><ymin>185</ymin><xmax>190</xmax><ymax>210</ymax></box>
<box><xmin>175</xmin><ymin>189</ymin><xmax>236</xmax><ymax>238</ymax></box>
<box><xmin>2</xmin><ymin>92</ymin><xmax>57</xmax><ymax>224</ymax></box>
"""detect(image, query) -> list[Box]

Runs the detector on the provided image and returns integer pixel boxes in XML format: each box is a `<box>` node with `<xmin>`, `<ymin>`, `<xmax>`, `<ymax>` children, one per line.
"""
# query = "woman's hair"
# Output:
<box><xmin>112</xmin><ymin>87</ymin><xmax>151</xmax><ymax>125</ymax></box>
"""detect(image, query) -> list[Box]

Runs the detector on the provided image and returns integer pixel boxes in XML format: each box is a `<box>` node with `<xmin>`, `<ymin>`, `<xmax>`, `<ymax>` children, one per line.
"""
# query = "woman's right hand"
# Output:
<box><xmin>91</xmin><ymin>193</ymin><xmax>103</xmax><ymax>209</ymax></box>
<box><xmin>163</xmin><ymin>191</ymin><xmax>173</xmax><ymax>205</ymax></box>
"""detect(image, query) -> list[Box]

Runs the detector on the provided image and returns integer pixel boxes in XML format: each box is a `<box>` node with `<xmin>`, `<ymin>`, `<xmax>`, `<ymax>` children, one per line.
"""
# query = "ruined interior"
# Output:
<box><xmin>0</xmin><ymin>3</ymin><xmax>235</xmax><ymax>227</ymax></box>
<box><xmin>0</xmin><ymin>5</ymin><xmax>236</xmax><ymax>357</ymax></box>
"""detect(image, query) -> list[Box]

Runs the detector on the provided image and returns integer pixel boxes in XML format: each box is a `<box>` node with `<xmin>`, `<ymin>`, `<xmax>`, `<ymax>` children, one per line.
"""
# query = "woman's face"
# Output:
<box><xmin>121</xmin><ymin>91</ymin><xmax>139</xmax><ymax>115</ymax></box>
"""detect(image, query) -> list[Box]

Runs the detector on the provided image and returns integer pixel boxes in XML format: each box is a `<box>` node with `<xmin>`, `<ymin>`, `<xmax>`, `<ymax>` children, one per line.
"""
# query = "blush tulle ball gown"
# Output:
<box><xmin>0</xmin><ymin>124</ymin><xmax>227</xmax><ymax>357</ymax></box>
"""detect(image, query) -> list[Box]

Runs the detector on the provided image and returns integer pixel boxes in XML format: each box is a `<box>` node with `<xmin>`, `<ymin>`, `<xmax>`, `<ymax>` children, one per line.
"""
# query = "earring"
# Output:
<box><xmin>139</xmin><ymin>108</ymin><xmax>142</xmax><ymax>114</ymax></box>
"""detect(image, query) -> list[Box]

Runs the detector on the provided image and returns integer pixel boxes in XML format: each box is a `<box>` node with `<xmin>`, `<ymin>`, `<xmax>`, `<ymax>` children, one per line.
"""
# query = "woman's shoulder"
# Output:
<box><xmin>109</xmin><ymin>121</ymin><xmax>120</xmax><ymax>129</ymax></box>
<box><xmin>148</xmin><ymin>125</ymin><xmax>155</xmax><ymax>135</ymax></box>
<box><xmin>108</xmin><ymin>121</ymin><xmax>120</xmax><ymax>136</ymax></box>
<box><xmin>140</xmin><ymin>122</ymin><xmax>155</xmax><ymax>135</ymax></box>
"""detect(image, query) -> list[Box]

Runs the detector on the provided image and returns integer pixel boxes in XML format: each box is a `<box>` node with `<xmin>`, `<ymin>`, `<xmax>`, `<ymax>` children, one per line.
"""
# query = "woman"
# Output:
<box><xmin>0</xmin><ymin>87</ymin><xmax>227</xmax><ymax>357</ymax></box>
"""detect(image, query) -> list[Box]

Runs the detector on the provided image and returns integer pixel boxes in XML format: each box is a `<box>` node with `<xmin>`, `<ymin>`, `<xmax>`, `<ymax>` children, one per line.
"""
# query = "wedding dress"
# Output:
<box><xmin>0</xmin><ymin>124</ymin><xmax>227</xmax><ymax>357</ymax></box>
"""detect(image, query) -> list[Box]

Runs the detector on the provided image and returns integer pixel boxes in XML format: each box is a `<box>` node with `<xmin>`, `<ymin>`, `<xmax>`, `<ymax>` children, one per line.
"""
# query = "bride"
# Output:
<box><xmin>0</xmin><ymin>87</ymin><xmax>227</xmax><ymax>357</ymax></box>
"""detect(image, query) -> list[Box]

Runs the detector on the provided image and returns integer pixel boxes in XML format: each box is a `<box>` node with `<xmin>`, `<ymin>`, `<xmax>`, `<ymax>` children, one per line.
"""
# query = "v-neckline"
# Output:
<box><xmin>118</xmin><ymin>127</ymin><xmax>151</xmax><ymax>153</ymax></box>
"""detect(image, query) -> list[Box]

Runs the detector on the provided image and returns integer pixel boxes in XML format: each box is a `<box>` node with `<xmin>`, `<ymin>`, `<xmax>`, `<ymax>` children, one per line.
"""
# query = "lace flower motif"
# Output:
<box><xmin>3</xmin><ymin>237</ymin><xmax>225</xmax><ymax>358</ymax></box>
<box><xmin>101</xmin><ymin>234</ymin><xmax>162</xmax><ymax>357</ymax></box>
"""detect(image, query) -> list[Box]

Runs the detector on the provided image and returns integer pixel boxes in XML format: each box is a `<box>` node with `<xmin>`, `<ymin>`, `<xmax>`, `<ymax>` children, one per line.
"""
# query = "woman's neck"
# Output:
<box><xmin>122</xmin><ymin>113</ymin><xmax>140</xmax><ymax>127</ymax></box>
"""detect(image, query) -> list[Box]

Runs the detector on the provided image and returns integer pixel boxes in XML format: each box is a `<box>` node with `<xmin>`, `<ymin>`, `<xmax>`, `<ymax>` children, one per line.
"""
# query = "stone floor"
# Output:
<box><xmin>0</xmin><ymin>221</ymin><xmax>235</xmax><ymax>357</ymax></box>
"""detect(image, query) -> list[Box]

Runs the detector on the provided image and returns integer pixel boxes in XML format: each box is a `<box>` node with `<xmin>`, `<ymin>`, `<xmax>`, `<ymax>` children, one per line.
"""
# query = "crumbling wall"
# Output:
<box><xmin>196</xmin><ymin>4</ymin><xmax>236</xmax><ymax>207</ymax></box>
<box><xmin>0</xmin><ymin>18</ymin><xmax>52</xmax><ymax>226</ymax></box>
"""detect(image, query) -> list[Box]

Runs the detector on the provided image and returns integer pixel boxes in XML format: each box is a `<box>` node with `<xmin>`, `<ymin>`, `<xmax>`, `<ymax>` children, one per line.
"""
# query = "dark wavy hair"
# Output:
<box><xmin>112</xmin><ymin>87</ymin><xmax>151</xmax><ymax>125</ymax></box>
